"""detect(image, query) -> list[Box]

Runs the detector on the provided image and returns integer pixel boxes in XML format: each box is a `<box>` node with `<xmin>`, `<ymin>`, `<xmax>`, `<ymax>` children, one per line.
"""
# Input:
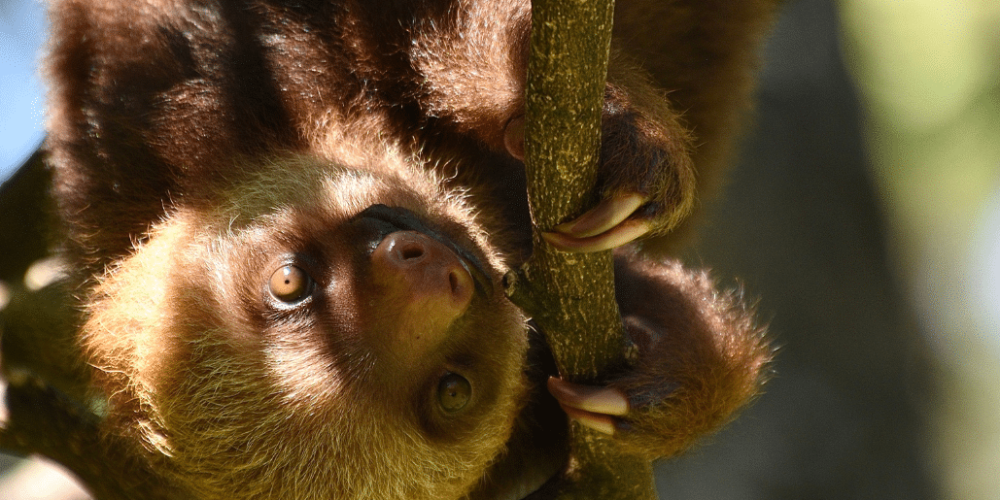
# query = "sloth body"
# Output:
<box><xmin>40</xmin><ymin>0</ymin><xmax>777</xmax><ymax>498</ymax></box>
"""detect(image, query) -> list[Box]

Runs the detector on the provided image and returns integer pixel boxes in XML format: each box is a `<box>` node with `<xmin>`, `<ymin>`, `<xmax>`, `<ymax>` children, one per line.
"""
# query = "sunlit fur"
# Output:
<box><xmin>611</xmin><ymin>253</ymin><xmax>771</xmax><ymax>459</ymax></box>
<box><xmin>82</xmin><ymin>142</ymin><xmax>529</xmax><ymax>499</ymax></box>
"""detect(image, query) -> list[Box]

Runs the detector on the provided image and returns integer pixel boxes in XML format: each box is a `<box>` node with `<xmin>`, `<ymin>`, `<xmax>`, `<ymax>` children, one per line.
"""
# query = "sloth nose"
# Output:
<box><xmin>371</xmin><ymin>231</ymin><xmax>475</xmax><ymax>322</ymax></box>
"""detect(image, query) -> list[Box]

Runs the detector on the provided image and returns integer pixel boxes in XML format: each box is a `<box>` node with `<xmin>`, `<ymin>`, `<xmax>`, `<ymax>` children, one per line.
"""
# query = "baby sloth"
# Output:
<box><xmin>77</xmin><ymin>131</ymin><xmax>768</xmax><ymax>500</ymax></box>
<box><xmin>40</xmin><ymin>0</ymin><xmax>776</xmax><ymax>498</ymax></box>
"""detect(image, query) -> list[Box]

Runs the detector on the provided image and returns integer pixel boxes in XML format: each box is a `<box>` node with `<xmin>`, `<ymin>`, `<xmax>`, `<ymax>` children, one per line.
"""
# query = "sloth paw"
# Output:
<box><xmin>545</xmin><ymin>315</ymin><xmax>684</xmax><ymax>449</ymax></box>
<box><xmin>547</xmin><ymin>376</ymin><xmax>676</xmax><ymax>437</ymax></box>
<box><xmin>503</xmin><ymin>94</ymin><xmax>695</xmax><ymax>254</ymax></box>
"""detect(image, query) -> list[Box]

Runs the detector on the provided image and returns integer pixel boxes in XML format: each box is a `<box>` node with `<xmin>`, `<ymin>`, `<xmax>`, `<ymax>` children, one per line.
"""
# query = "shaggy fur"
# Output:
<box><xmin>41</xmin><ymin>0</ymin><xmax>778</xmax><ymax>498</ymax></box>
<box><xmin>46</xmin><ymin>0</ymin><xmax>778</xmax><ymax>275</ymax></box>
<box><xmin>81</xmin><ymin>144</ymin><xmax>529</xmax><ymax>499</ymax></box>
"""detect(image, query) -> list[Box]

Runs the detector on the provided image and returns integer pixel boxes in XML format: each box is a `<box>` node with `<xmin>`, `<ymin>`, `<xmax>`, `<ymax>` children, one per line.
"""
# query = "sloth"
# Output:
<box><xmin>37</xmin><ymin>0</ymin><xmax>778</xmax><ymax>498</ymax></box>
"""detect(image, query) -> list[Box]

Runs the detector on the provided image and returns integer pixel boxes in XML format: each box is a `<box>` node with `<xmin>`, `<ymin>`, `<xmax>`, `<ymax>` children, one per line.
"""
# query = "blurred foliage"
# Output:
<box><xmin>840</xmin><ymin>0</ymin><xmax>1000</xmax><ymax>268</ymax></box>
<box><xmin>840</xmin><ymin>1</ymin><xmax>1000</xmax><ymax>499</ymax></box>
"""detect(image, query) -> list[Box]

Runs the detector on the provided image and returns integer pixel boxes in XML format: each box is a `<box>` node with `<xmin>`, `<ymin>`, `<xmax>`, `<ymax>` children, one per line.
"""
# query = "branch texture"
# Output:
<box><xmin>509</xmin><ymin>0</ymin><xmax>657</xmax><ymax>498</ymax></box>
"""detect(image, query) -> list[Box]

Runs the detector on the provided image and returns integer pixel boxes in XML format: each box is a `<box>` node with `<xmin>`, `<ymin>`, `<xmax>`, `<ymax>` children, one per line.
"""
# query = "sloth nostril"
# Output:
<box><xmin>389</xmin><ymin>238</ymin><xmax>427</xmax><ymax>261</ymax></box>
<box><xmin>400</xmin><ymin>245</ymin><xmax>425</xmax><ymax>260</ymax></box>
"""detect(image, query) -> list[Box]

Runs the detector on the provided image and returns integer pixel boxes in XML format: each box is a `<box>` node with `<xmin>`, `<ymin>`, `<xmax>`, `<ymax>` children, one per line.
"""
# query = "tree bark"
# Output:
<box><xmin>506</xmin><ymin>0</ymin><xmax>657</xmax><ymax>498</ymax></box>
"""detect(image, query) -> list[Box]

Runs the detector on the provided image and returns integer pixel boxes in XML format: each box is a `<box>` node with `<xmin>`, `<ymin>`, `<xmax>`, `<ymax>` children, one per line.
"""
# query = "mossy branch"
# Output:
<box><xmin>505</xmin><ymin>0</ymin><xmax>657</xmax><ymax>498</ymax></box>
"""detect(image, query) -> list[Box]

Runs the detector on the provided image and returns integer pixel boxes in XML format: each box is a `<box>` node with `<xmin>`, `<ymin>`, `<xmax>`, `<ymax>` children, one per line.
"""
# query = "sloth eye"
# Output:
<box><xmin>268</xmin><ymin>265</ymin><xmax>313</xmax><ymax>303</ymax></box>
<box><xmin>437</xmin><ymin>372</ymin><xmax>472</xmax><ymax>413</ymax></box>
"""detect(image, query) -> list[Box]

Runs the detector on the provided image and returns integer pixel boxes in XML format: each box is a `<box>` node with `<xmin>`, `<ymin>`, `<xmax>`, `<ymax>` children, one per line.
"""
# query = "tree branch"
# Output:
<box><xmin>1</xmin><ymin>379</ymin><xmax>186</xmax><ymax>500</ymax></box>
<box><xmin>506</xmin><ymin>0</ymin><xmax>657</xmax><ymax>498</ymax></box>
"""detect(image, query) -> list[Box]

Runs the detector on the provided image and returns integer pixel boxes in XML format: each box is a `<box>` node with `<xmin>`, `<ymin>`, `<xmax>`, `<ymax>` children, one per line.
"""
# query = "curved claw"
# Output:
<box><xmin>547</xmin><ymin>377</ymin><xmax>629</xmax><ymax>415</ymax></box>
<box><xmin>541</xmin><ymin>192</ymin><xmax>650</xmax><ymax>253</ymax></box>
<box><xmin>553</xmin><ymin>193</ymin><xmax>646</xmax><ymax>239</ymax></box>
<box><xmin>541</xmin><ymin>219</ymin><xmax>650</xmax><ymax>253</ymax></box>
<box><xmin>548</xmin><ymin>377</ymin><xmax>630</xmax><ymax>436</ymax></box>
<box><xmin>560</xmin><ymin>404</ymin><xmax>618</xmax><ymax>435</ymax></box>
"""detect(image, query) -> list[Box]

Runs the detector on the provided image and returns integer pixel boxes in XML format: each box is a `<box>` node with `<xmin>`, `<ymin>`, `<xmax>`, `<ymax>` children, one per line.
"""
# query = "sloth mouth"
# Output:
<box><xmin>350</xmin><ymin>204</ymin><xmax>493</xmax><ymax>296</ymax></box>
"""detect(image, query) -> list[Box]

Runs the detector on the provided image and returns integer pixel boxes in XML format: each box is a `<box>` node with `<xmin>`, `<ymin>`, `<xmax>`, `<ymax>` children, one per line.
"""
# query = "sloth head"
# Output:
<box><xmin>81</xmin><ymin>150</ymin><xmax>530</xmax><ymax>500</ymax></box>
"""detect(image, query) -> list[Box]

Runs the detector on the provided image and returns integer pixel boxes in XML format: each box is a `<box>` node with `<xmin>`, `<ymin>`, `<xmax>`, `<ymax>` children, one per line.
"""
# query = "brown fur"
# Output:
<box><xmin>41</xmin><ymin>0</ymin><xmax>778</xmax><ymax>498</ymax></box>
<box><xmin>612</xmin><ymin>252</ymin><xmax>770</xmax><ymax>460</ymax></box>
<box><xmin>81</xmin><ymin>141</ymin><xmax>530</xmax><ymax>499</ymax></box>
<box><xmin>46</xmin><ymin>0</ymin><xmax>778</xmax><ymax>276</ymax></box>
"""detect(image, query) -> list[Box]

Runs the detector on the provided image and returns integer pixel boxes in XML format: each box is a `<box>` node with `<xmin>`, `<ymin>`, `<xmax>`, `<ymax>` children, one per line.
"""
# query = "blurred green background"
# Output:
<box><xmin>840</xmin><ymin>0</ymin><xmax>1000</xmax><ymax>497</ymax></box>
<box><xmin>1</xmin><ymin>0</ymin><xmax>998</xmax><ymax>498</ymax></box>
